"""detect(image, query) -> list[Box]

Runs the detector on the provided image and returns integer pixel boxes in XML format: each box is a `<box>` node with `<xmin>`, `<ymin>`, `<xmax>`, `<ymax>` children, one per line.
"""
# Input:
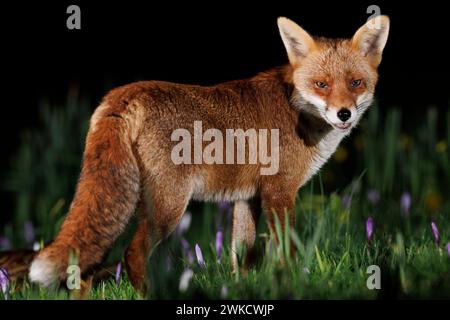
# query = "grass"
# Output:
<box><xmin>1</xmin><ymin>89</ymin><xmax>449</xmax><ymax>299</ymax></box>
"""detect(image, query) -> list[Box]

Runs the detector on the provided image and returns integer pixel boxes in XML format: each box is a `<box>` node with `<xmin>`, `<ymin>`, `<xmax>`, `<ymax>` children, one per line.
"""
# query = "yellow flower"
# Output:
<box><xmin>399</xmin><ymin>134</ymin><xmax>413</xmax><ymax>150</ymax></box>
<box><xmin>354</xmin><ymin>135</ymin><xmax>364</xmax><ymax>150</ymax></box>
<box><xmin>424</xmin><ymin>192</ymin><xmax>443</xmax><ymax>213</ymax></box>
<box><xmin>436</xmin><ymin>141</ymin><xmax>447</xmax><ymax>154</ymax></box>
<box><xmin>334</xmin><ymin>147</ymin><xmax>348</xmax><ymax>163</ymax></box>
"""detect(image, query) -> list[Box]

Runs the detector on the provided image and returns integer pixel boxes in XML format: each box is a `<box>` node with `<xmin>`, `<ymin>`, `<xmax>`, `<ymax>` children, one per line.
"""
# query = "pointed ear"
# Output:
<box><xmin>277</xmin><ymin>17</ymin><xmax>317</xmax><ymax>67</ymax></box>
<box><xmin>352</xmin><ymin>15</ymin><xmax>390</xmax><ymax>65</ymax></box>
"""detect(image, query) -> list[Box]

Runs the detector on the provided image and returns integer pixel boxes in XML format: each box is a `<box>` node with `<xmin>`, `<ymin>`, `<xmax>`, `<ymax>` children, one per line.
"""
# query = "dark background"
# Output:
<box><xmin>1</xmin><ymin>0</ymin><xmax>449</xmax><ymax>222</ymax></box>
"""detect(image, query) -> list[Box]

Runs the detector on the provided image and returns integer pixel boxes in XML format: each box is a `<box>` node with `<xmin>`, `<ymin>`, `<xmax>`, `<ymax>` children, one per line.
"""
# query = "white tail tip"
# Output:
<box><xmin>29</xmin><ymin>256</ymin><xmax>57</xmax><ymax>287</ymax></box>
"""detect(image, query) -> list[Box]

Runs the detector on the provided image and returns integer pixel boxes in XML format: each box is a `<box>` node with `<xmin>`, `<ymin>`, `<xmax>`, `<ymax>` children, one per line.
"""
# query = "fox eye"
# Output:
<box><xmin>350</xmin><ymin>79</ymin><xmax>362</xmax><ymax>88</ymax></box>
<box><xmin>315</xmin><ymin>81</ymin><xmax>328</xmax><ymax>89</ymax></box>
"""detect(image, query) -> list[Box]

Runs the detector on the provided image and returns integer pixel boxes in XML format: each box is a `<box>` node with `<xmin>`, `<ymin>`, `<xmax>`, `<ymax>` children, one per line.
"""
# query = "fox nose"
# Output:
<box><xmin>337</xmin><ymin>108</ymin><xmax>351</xmax><ymax>122</ymax></box>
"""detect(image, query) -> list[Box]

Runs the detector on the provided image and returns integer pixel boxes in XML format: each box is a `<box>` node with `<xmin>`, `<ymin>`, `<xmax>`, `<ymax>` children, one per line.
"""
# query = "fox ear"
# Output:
<box><xmin>352</xmin><ymin>15</ymin><xmax>390</xmax><ymax>65</ymax></box>
<box><xmin>277</xmin><ymin>17</ymin><xmax>316</xmax><ymax>67</ymax></box>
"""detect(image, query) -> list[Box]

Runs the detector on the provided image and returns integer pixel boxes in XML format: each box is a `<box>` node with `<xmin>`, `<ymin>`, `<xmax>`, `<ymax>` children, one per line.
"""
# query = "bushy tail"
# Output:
<box><xmin>29</xmin><ymin>108</ymin><xmax>141</xmax><ymax>287</ymax></box>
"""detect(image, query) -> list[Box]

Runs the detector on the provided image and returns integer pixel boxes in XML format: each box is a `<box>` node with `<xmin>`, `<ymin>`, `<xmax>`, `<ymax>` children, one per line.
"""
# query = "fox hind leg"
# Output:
<box><xmin>125</xmin><ymin>200</ymin><xmax>151</xmax><ymax>295</ymax></box>
<box><xmin>125</xmin><ymin>177</ymin><xmax>191</xmax><ymax>295</ymax></box>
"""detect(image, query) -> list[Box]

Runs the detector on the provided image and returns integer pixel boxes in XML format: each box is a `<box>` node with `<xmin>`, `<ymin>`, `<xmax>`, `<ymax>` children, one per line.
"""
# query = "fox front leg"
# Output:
<box><xmin>261</xmin><ymin>185</ymin><xmax>297</xmax><ymax>255</ymax></box>
<box><xmin>231</xmin><ymin>198</ymin><xmax>262</xmax><ymax>273</ymax></box>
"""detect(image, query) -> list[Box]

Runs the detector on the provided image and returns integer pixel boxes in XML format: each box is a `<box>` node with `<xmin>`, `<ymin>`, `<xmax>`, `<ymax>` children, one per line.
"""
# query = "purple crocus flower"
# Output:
<box><xmin>220</xmin><ymin>285</ymin><xmax>228</xmax><ymax>299</ymax></box>
<box><xmin>341</xmin><ymin>195</ymin><xmax>352</xmax><ymax>208</ymax></box>
<box><xmin>179</xmin><ymin>268</ymin><xmax>194</xmax><ymax>293</ymax></box>
<box><xmin>115</xmin><ymin>261</ymin><xmax>122</xmax><ymax>286</ymax></box>
<box><xmin>0</xmin><ymin>236</ymin><xmax>11</xmax><ymax>250</ymax></box>
<box><xmin>181</xmin><ymin>238</ymin><xmax>194</xmax><ymax>265</ymax></box>
<box><xmin>216</xmin><ymin>230</ymin><xmax>223</xmax><ymax>260</ymax></box>
<box><xmin>218</xmin><ymin>202</ymin><xmax>232</xmax><ymax>235</ymax></box>
<box><xmin>218</xmin><ymin>201</ymin><xmax>231</xmax><ymax>213</ymax></box>
<box><xmin>175</xmin><ymin>211</ymin><xmax>192</xmax><ymax>236</ymax></box>
<box><xmin>367</xmin><ymin>190</ymin><xmax>381</xmax><ymax>205</ymax></box>
<box><xmin>24</xmin><ymin>220</ymin><xmax>35</xmax><ymax>244</ymax></box>
<box><xmin>195</xmin><ymin>244</ymin><xmax>206</xmax><ymax>270</ymax></box>
<box><xmin>431</xmin><ymin>221</ymin><xmax>440</xmax><ymax>246</ymax></box>
<box><xmin>400</xmin><ymin>192</ymin><xmax>411</xmax><ymax>217</ymax></box>
<box><xmin>33</xmin><ymin>241</ymin><xmax>41</xmax><ymax>252</ymax></box>
<box><xmin>366</xmin><ymin>217</ymin><xmax>374</xmax><ymax>244</ymax></box>
<box><xmin>0</xmin><ymin>267</ymin><xmax>9</xmax><ymax>300</ymax></box>
<box><xmin>447</xmin><ymin>243</ymin><xmax>450</xmax><ymax>257</ymax></box>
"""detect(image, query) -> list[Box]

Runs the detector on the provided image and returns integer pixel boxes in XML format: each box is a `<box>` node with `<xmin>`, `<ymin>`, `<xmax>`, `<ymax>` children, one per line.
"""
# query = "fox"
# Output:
<box><xmin>29</xmin><ymin>15</ymin><xmax>390</xmax><ymax>292</ymax></box>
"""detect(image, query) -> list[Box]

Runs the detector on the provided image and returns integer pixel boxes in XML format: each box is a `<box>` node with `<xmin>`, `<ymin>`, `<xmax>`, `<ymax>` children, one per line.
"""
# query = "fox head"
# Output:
<box><xmin>278</xmin><ymin>16</ymin><xmax>390</xmax><ymax>131</ymax></box>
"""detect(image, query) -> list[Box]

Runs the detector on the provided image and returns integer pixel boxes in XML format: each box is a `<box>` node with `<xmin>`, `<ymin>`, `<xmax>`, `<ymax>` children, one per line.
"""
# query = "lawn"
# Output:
<box><xmin>1</xmin><ymin>89</ymin><xmax>449</xmax><ymax>299</ymax></box>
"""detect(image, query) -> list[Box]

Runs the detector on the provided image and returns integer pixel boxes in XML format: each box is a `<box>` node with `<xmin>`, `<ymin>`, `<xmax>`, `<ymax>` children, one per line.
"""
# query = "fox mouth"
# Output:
<box><xmin>332</xmin><ymin>122</ymin><xmax>352</xmax><ymax>130</ymax></box>
<box><xmin>322</xmin><ymin>112</ymin><xmax>353</xmax><ymax>131</ymax></box>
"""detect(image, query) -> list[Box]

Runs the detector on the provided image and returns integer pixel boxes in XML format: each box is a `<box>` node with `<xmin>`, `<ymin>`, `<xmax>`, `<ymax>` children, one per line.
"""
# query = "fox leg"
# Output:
<box><xmin>29</xmin><ymin>111</ymin><xmax>141</xmax><ymax>287</ymax></box>
<box><xmin>125</xmin><ymin>177</ymin><xmax>191</xmax><ymax>294</ymax></box>
<box><xmin>261</xmin><ymin>185</ymin><xmax>297</xmax><ymax>254</ymax></box>
<box><xmin>231</xmin><ymin>198</ymin><xmax>261</xmax><ymax>272</ymax></box>
<box><xmin>124</xmin><ymin>201</ymin><xmax>151</xmax><ymax>294</ymax></box>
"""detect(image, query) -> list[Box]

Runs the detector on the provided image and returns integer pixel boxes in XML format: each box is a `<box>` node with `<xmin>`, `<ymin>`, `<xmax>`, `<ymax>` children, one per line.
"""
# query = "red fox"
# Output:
<box><xmin>29</xmin><ymin>16</ymin><xmax>390</xmax><ymax>291</ymax></box>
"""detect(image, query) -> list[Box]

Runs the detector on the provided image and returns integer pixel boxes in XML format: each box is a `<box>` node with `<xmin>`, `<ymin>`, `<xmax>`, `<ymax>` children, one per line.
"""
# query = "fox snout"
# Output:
<box><xmin>337</xmin><ymin>109</ymin><xmax>351</xmax><ymax>122</ymax></box>
<box><xmin>324</xmin><ymin>106</ymin><xmax>356</xmax><ymax>130</ymax></box>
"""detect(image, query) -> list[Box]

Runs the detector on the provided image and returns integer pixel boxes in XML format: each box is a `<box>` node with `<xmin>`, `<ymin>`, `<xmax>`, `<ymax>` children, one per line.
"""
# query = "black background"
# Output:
<box><xmin>1</xmin><ymin>0</ymin><xmax>449</xmax><ymax>192</ymax></box>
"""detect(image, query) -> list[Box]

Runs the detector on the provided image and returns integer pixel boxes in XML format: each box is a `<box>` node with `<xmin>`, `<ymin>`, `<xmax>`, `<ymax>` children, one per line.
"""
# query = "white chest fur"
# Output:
<box><xmin>302</xmin><ymin>128</ymin><xmax>348</xmax><ymax>185</ymax></box>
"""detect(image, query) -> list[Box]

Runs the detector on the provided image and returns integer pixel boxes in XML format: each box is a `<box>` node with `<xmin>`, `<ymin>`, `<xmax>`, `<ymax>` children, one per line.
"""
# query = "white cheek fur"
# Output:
<box><xmin>357</xmin><ymin>92</ymin><xmax>374</xmax><ymax>107</ymax></box>
<box><xmin>299</xmin><ymin>91</ymin><xmax>327</xmax><ymax>109</ymax></box>
<box><xmin>325</xmin><ymin>109</ymin><xmax>340</xmax><ymax>123</ymax></box>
